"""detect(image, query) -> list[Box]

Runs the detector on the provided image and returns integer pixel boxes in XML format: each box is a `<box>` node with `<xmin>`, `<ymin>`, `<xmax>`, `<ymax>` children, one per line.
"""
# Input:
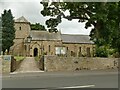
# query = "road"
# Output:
<box><xmin>2</xmin><ymin>70</ymin><xmax>118</xmax><ymax>89</ymax></box>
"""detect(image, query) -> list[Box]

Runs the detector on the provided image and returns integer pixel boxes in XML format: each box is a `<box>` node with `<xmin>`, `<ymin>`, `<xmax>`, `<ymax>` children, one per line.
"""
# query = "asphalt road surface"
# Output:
<box><xmin>2</xmin><ymin>70</ymin><xmax>118</xmax><ymax>89</ymax></box>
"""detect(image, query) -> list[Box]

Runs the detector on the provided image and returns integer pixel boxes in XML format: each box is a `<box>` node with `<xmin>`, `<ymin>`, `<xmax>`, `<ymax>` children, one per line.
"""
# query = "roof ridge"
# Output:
<box><xmin>61</xmin><ymin>34</ymin><xmax>89</xmax><ymax>36</ymax></box>
<box><xmin>61</xmin><ymin>34</ymin><xmax>93</xmax><ymax>44</ymax></box>
<box><xmin>15</xmin><ymin>16</ymin><xmax>29</xmax><ymax>23</ymax></box>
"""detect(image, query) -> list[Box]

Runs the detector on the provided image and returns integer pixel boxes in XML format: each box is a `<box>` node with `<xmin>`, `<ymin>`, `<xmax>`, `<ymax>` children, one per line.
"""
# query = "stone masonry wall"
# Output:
<box><xmin>11</xmin><ymin>57</ymin><xmax>24</xmax><ymax>72</ymax></box>
<box><xmin>12</xmin><ymin>39</ymin><xmax>25</xmax><ymax>56</ymax></box>
<box><xmin>44</xmin><ymin>56</ymin><xmax>118</xmax><ymax>71</ymax></box>
<box><xmin>1</xmin><ymin>55</ymin><xmax>23</xmax><ymax>73</ymax></box>
<box><xmin>63</xmin><ymin>43</ymin><xmax>95</xmax><ymax>57</ymax></box>
<box><xmin>14</xmin><ymin>22</ymin><xmax>30</xmax><ymax>39</ymax></box>
<box><xmin>30</xmin><ymin>40</ymin><xmax>62</xmax><ymax>57</ymax></box>
<box><xmin>2</xmin><ymin>55</ymin><xmax>13</xmax><ymax>74</ymax></box>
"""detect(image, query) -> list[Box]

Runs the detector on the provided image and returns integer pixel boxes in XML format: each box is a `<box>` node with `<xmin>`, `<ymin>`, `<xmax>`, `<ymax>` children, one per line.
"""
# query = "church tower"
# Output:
<box><xmin>10</xmin><ymin>16</ymin><xmax>31</xmax><ymax>56</ymax></box>
<box><xmin>14</xmin><ymin>16</ymin><xmax>30</xmax><ymax>39</ymax></box>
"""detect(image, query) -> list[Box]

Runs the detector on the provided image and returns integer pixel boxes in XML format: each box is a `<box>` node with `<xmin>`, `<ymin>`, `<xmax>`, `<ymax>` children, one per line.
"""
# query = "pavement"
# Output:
<box><xmin>2</xmin><ymin>69</ymin><xmax>118</xmax><ymax>78</ymax></box>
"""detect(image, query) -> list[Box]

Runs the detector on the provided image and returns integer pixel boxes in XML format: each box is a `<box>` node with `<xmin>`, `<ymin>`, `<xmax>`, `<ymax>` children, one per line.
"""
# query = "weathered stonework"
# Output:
<box><xmin>11</xmin><ymin>39</ymin><xmax>26</xmax><ymax>56</ymax></box>
<box><xmin>14</xmin><ymin>22</ymin><xmax>30</xmax><ymax>39</ymax></box>
<box><xmin>29</xmin><ymin>40</ymin><xmax>62</xmax><ymax>56</ymax></box>
<box><xmin>1</xmin><ymin>55</ymin><xmax>24</xmax><ymax>73</ymax></box>
<box><xmin>44</xmin><ymin>56</ymin><xmax>118</xmax><ymax>71</ymax></box>
<box><xmin>2</xmin><ymin>55</ymin><xmax>12</xmax><ymax>74</ymax></box>
<box><xmin>10</xmin><ymin>16</ymin><xmax>95</xmax><ymax>57</ymax></box>
<box><xmin>10</xmin><ymin>17</ymin><xmax>30</xmax><ymax>56</ymax></box>
<box><xmin>63</xmin><ymin>43</ymin><xmax>95</xmax><ymax>57</ymax></box>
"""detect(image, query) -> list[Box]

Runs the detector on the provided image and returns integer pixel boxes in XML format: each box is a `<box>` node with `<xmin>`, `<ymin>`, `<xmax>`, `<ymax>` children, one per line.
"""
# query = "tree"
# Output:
<box><xmin>111</xmin><ymin>2</ymin><xmax>120</xmax><ymax>54</ymax></box>
<box><xmin>2</xmin><ymin>9</ymin><xmax>15</xmax><ymax>54</ymax></box>
<box><xmin>30</xmin><ymin>23</ymin><xmax>47</xmax><ymax>31</ymax></box>
<box><xmin>40</xmin><ymin>2</ymin><xmax>120</xmax><ymax>56</ymax></box>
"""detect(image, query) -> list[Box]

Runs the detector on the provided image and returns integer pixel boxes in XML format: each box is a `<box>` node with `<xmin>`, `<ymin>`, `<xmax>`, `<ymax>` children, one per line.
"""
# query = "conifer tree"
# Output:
<box><xmin>2</xmin><ymin>9</ymin><xmax>15</xmax><ymax>54</ymax></box>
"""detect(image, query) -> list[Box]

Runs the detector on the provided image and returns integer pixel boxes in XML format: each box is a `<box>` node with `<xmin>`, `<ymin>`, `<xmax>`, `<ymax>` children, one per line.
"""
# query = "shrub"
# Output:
<box><xmin>95</xmin><ymin>46</ymin><xmax>108</xmax><ymax>57</ymax></box>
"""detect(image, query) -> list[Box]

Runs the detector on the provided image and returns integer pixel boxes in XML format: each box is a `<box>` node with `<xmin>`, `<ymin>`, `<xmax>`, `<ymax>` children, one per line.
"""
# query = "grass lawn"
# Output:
<box><xmin>14</xmin><ymin>56</ymin><xmax>25</xmax><ymax>61</ymax></box>
<box><xmin>35</xmin><ymin>56</ymin><xmax>40</xmax><ymax>61</ymax></box>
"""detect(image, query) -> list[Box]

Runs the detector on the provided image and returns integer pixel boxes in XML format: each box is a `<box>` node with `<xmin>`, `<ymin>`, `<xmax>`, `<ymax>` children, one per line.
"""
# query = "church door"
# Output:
<box><xmin>34</xmin><ymin>48</ymin><xmax>38</xmax><ymax>57</ymax></box>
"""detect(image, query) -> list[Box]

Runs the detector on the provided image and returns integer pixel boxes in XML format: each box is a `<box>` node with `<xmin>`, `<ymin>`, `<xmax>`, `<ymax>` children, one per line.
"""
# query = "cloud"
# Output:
<box><xmin>0</xmin><ymin>1</ymin><xmax>47</xmax><ymax>24</ymax></box>
<box><xmin>58</xmin><ymin>19</ymin><xmax>92</xmax><ymax>35</ymax></box>
<box><xmin>0</xmin><ymin>1</ymin><xmax>92</xmax><ymax>35</ymax></box>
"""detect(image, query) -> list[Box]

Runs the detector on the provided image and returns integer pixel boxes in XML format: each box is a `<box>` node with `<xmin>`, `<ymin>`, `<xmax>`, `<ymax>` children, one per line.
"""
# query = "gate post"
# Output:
<box><xmin>2</xmin><ymin>55</ymin><xmax>12</xmax><ymax>74</ymax></box>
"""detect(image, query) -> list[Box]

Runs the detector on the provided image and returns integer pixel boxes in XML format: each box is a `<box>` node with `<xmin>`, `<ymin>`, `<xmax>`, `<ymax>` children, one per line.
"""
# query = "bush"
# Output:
<box><xmin>108</xmin><ymin>49</ymin><xmax>115</xmax><ymax>55</ymax></box>
<box><xmin>95</xmin><ymin>46</ymin><xmax>108</xmax><ymax>57</ymax></box>
<box><xmin>112</xmin><ymin>52</ymin><xmax>120</xmax><ymax>58</ymax></box>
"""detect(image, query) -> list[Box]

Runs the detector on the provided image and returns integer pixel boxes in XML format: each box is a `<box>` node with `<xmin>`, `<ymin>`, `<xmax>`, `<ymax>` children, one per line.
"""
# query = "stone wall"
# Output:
<box><xmin>14</xmin><ymin>22</ymin><xmax>30</xmax><ymax>39</ymax></box>
<box><xmin>2</xmin><ymin>55</ymin><xmax>13</xmax><ymax>74</ymax></box>
<box><xmin>11</xmin><ymin>39</ymin><xmax>26</xmax><ymax>56</ymax></box>
<box><xmin>44</xmin><ymin>56</ymin><xmax>119</xmax><ymax>71</ymax></box>
<box><xmin>1</xmin><ymin>55</ymin><xmax>23</xmax><ymax>74</ymax></box>
<box><xmin>63</xmin><ymin>43</ymin><xmax>95</xmax><ymax>57</ymax></box>
<box><xmin>11</xmin><ymin>57</ymin><xmax>23</xmax><ymax>72</ymax></box>
<box><xmin>38</xmin><ymin>56</ymin><xmax>44</xmax><ymax>70</ymax></box>
<box><xmin>30</xmin><ymin>40</ymin><xmax>62</xmax><ymax>57</ymax></box>
<box><xmin>30</xmin><ymin>40</ymin><xmax>95</xmax><ymax>57</ymax></box>
<box><xmin>10</xmin><ymin>19</ymin><xmax>30</xmax><ymax>56</ymax></box>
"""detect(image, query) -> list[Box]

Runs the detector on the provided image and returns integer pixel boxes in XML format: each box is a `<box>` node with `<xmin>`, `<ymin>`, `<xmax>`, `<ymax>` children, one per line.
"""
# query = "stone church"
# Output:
<box><xmin>10</xmin><ymin>16</ymin><xmax>95</xmax><ymax>57</ymax></box>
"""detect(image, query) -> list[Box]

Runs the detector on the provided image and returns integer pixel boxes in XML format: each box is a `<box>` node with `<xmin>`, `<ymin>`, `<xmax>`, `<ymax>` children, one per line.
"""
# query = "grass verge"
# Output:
<box><xmin>35</xmin><ymin>56</ymin><xmax>40</xmax><ymax>61</ymax></box>
<box><xmin>14</xmin><ymin>56</ymin><xmax>25</xmax><ymax>61</ymax></box>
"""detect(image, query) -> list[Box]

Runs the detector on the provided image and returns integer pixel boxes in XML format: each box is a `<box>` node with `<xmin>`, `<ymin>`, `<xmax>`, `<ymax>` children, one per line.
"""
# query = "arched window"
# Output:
<box><xmin>19</xmin><ymin>27</ymin><xmax>21</xmax><ymax>30</ymax></box>
<box><xmin>49</xmin><ymin>45</ymin><xmax>50</xmax><ymax>52</ymax></box>
<box><xmin>78</xmin><ymin>47</ymin><xmax>82</xmax><ymax>57</ymax></box>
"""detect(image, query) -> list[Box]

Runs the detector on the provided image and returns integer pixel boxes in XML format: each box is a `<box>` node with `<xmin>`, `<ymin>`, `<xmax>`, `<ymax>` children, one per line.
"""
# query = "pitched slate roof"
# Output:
<box><xmin>61</xmin><ymin>34</ymin><xmax>94</xmax><ymax>44</ymax></box>
<box><xmin>15</xmin><ymin>16</ymin><xmax>29</xmax><ymax>23</ymax></box>
<box><xmin>30</xmin><ymin>31</ymin><xmax>93</xmax><ymax>44</ymax></box>
<box><xmin>30</xmin><ymin>31</ymin><xmax>61</xmax><ymax>41</ymax></box>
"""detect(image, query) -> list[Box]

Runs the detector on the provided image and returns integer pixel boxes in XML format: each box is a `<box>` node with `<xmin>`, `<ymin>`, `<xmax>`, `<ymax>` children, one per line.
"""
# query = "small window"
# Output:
<box><xmin>78</xmin><ymin>47</ymin><xmax>82</xmax><ymax>57</ymax></box>
<box><xmin>86</xmin><ymin>47</ymin><xmax>91</xmax><ymax>57</ymax></box>
<box><xmin>55</xmin><ymin>47</ymin><xmax>66</xmax><ymax>55</ymax></box>
<box><xmin>29</xmin><ymin>45</ymin><xmax>30</xmax><ymax>50</ymax></box>
<box><xmin>67</xmin><ymin>47</ymin><xmax>68</xmax><ymax>50</ymax></box>
<box><xmin>79</xmin><ymin>47</ymin><xmax>81</xmax><ymax>52</ymax></box>
<box><xmin>19</xmin><ymin>27</ymin><xmax>21</xmax><ymax>30</ymax></box>
<box><xmin>25</xmin><ymin>45</ymin><xmax>27</xmax><ymax>50</ymax></box>
<box><xmin>49</xmin><ymin>45</ymin><xmax>50</xmax><ymax>52</ymax></box>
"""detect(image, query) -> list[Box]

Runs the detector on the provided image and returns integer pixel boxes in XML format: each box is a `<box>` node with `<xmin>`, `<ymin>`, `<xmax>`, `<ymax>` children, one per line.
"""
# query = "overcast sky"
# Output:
<box><xmin>0</xmin><ymin>0</ymin><xmax>93</xmax><ymax>35</ymax></box>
